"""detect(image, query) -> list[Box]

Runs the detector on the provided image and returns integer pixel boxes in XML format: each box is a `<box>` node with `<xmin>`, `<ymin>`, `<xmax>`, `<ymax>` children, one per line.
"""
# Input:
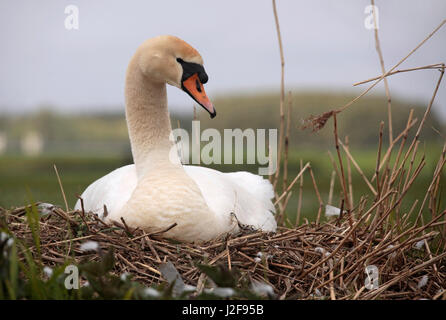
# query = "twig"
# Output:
<box><xmin>295</xmin><ymin>159</ymin><xmax>304</xmax><ymax>227</ymax></box>
<box><xmin>274</xmin><ymin>162</ymin><xmax>310</xmax><ymax>205</ymax></box>
<box><xmin>353</xmin><ymin>63</ymin><xmax>445</xmax><ymax>86</ymax></box>
<box><xmin>283</xmin><ymin>91</ymin><xmax>292</xmax><ymax>191</ymax></box>
<box><xmin>371</xmin><ymin>0</ymin><xmax>393</xmax><ymax>143</ymax></box>
<box><xmin>333</xmin><ymin>114</ymin><xmax>350</xmax><ymax>211</ymax></box>
<box><xmin>53</xmin><ymin>164</ymin><xmax>69</xmax><ymax>212</ymax></box>
<box><xmin>305</xmin><ymin>19</ymin><xmax>446</xmax><ymax>131</ymax></box>
<box><xmin>272</xmin><ymin>0</ymin><xmax>286</xmax><ymax>189</ymax></box>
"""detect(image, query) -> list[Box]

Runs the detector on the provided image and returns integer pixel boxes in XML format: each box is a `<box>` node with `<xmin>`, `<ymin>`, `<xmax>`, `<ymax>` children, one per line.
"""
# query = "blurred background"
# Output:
<box><xmin>0</xmin><ymin>1</ymin><xmax>445</xmax><ymax>222</ymax></box>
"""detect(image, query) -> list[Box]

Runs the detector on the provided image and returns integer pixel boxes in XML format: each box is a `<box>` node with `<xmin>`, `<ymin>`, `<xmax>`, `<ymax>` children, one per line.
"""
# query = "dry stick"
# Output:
<box><xmin>274</xmin><ymin>162</ymin><xmax>310</xmax><ymax>205</ymax></box>
<box><xmin>338</xmin><ymin>140</ymin><xmax>377</xmax><ymax>195</ymax></box>
<box><xmin>272</xmin><ymin>0</ymin><xmax>285</xmax><ymax>190</ymax></box>
<box><xmin>327</xmin><ymin>151</ymin><xmax>344</xmax><ymax>200</ymax></box>
<box><xmin>375</xmin><ymin>122</ymin><xmax>384</xmax><ymax>200</ymax></box>
<box><xmin>328</xmin><ymin>170</ymin><xmax>336</xmax><ymax>205</ymax></box>
<box><xmin>295</xmin><ymin>159</ymin><xmax>304</xmax><ymax>227</ymax></box>
<box><xmin>319</xmin><ymin>210</ymin><xmax>443</xmax><ymax>292</ymax></box>
<box><xmin>412</xmin><ymin>66</ymin><xmax>445</xmax><ymax>151</ymax></box>
<box><xmin>423</xmin><ymin>232</ymin><xmax>439</xmax><ymax>278</ymax></box>
<box><xmin>102</xmin><ymin>205</ymin><xmax>109</xmax><ymax>219</ymax></box>
<box><xmin>353</xmin><ymin>63</ymin><xmax>445</xmax><ymax>86</ymax></box>
<box><xmin>393</xmin><ymin>66</ymin><xmax>445</xmax><ymax>215</ymax></box>
<box><xmin>52</xmin><ymin>207</ymin><xmax>78</xmax><ymax>226</ymax></box>
<box><xmin>275</xmin><ymin>191</ymin><xmax>286</xmax><ymax>221</ymax></box>
<box><xmin>151</xmin><ymin>223</ymin><xmax>178</xmax><ymax>237</ymax></box>
<box><xmin>366</xmin><ymin>159</ymin><xmax>426</xmax><ymax>245</ymax></box>
<box><xmin>119</xmin><ymin>217</ymin><xmax>135</xmax><ymax>236</ymax></box>
<box><xmin>430</xmin><ymin>143</ymin><xmax>446</xmax><ymax>218</ymax></box>
<box><xmin>391</xmin><ymin>209</ymin><xmax>439</xmax><ymax>248</ymax></box>
<box><xmin>283</xmin><ymin>91</ymin><xmax>292</xmax><ymax>191</ymax></box>
<box><xmin>388</xmin><ymin>110</ymin><xmax>415</xmax><ymax>184</ymax></box>
<box><xmin>404</xmin><ymin>142</ymin><xmax>422</xmax><ymax>197</ymax></box>
<box><xmin>145</xmin><ymin>237</ymin><xmax>162</xmax><ymax>262</ymax></box>
<box><xmin>329</xmin><ymin>270</ymin><xmax>336</xmax><ymax>300</ymax></box>
<box><xmin>353</xmin><ymin>286</ymin><xmax>366</xmax><ymax>300</ymax></box>
<box><xmin>402</xmin><ymin>199</ymin><xmax>419</xmax><ymax>228</ymax></box>
<box><xmin>433</xmin><ymin>290</ymin><xmax>446</xmax><ymax>300</ymax></box>
<box><xmin>299</xmin><ymin>190</ymin><xmax>394</xmax><ymax>279</ymax></box>
<box><xmin>280</xmin><ymin>192</ymin><xmax>293</xmax><ymax>226</ymax></box>
<box><xmin>380</xmin><ymin>167</ymin><xmax>391</xmax><ymax>225</ymax></box>
<box><xmin>333</xmin><ymin>114</ymin><xmax>350</xmax><ymax>211</ymax></box>
<box><xmin>53</xmin><ymin>164</ymin><xmax>69</xmax><ymax>212</ymax></box>
<box><xmin>371</xmin><ymin>0</ymin><xmax>393</xmax><ymax>143</ymax></box>
<box><xmin>391</xmin><ymin>168</ymin><xmax>406</xmax><ymax>222</ymax></box>
<box><xmin>395</xmin><ymin>65</ymin><xmax>444</xmax><ymax>181</ymax></box>
<box><xmin>75</xmin><ymin>195</ymin><xmax>91</xmax><ymax>232</ymax></box>
<box><xmin>363</xmin><ymin>252</ymin><xmax>446</xmax><ymax>299</ymax></box>
<box><xmin>345</xmin><ymin>136</ymin><xmax>354</xmax><ymax>207</ymax></box>
<box><xmin>308</xmin><ymin>166</ymin><xmax>324</xmax><ymax>225</ymax></box>
<box><xmin>342</xmin><ymin>19</ymin><xmax>446</xmax><ymax>113</ymax></box>
<box><xmin>371</xmin><ymin>117</ymin><xmax>418</xmax><ymax>183</ymax></box>
<box><xmin>311</xmin><ymin>19</ymin><xmax>446</xmax><ymax>129</ymax></box>
<box><xmin>75</xmin><ymin>195</ymin><xmax>85</xmax><ymax>217</ymax></box>
<box><xmin>226</xmin><ymin>243</ymin><xmax>232</xmax><ymax>271</ymax></box>
<box><xmin>392</xmin><ymin>144</ymin><xmax>421</xmax><ymax>197</ymax></box>
<box><xmin>429</xmin><ymin>156</ymin><xmax>442</xmax><ymax>218</ymax></box>
<box><xmin>339</xmin><ymin>229</ymin><xmax>438</xmax><ymax>290</ymax></box>
<box><xmin>414</xmin><ymin>155</ymin><xmax>446</xmax><ymax>227</ymax></box>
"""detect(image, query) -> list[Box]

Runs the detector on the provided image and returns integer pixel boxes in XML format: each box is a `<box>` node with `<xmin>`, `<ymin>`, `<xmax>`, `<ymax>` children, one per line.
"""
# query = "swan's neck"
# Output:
<box><xmin>125</xmin><ymin>59</ymin><xmax>180</xmax><ymax>177</ymax></box>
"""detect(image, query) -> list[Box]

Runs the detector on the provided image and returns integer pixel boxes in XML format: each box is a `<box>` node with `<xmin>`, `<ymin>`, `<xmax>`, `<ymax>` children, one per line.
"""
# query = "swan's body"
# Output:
<box><xmin>74</xmin><ymin>35</ymin><xmax>276</xmax><ymax>242</ymax></box>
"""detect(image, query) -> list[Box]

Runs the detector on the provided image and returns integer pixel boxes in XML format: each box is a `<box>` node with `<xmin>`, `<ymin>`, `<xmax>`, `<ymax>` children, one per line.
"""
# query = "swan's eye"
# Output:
<box><xmin>177</xmin><ymin>58</ymin><xmax>208</xmax><ymax>84</ymax></box>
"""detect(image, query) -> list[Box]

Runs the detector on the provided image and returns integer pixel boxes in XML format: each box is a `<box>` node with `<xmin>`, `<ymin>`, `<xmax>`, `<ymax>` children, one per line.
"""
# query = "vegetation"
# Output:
<box><xmin>0</xmin><ymin>205</ymin><xmax>275</xmax><ymax>300</ymax></box>
<box><xmin>1</xmin><ymin>203</ymin><xmax>444</xmax><ymax>300</ymax></box>
<box><xmin>0</xmin><ymin>0</ymin><xmax>445</xmax><ymax>301</ymax></box>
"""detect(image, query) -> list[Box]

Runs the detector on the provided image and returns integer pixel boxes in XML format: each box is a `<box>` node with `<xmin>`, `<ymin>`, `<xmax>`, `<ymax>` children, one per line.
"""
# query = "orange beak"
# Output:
<box><xmin>182</xmin><ymin>73</ymin><xmax>216</xmax><ymax>118</ymax></box>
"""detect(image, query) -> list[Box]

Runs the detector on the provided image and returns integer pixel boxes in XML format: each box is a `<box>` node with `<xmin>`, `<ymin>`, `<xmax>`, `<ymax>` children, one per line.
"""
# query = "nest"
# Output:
<box><xmin>1</xmin><ymin>203</ymin><xmax>445</xmax><ymax>300</ymax></box>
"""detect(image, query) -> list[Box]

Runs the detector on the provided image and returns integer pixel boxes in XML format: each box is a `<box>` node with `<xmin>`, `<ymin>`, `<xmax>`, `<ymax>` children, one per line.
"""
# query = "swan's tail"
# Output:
<box><xmin>225</xmin><ymin>171</ymin><xmax>277</xmax><ymax>232</ymax></box>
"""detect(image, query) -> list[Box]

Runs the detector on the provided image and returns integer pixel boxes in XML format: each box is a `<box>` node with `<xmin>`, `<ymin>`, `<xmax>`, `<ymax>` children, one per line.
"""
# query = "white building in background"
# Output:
<box><xmin>21</xmin><ymin>131</ymin><xmax>44</xmax><ymax>156</ymax></box>
<box><xmin>0</xmin><ymin>132</ymin><xmax>6</xmax><ymax>154</ymax></box>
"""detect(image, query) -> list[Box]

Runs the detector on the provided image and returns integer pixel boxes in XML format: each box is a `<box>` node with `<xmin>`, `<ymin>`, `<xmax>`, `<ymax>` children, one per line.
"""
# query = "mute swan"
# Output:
<box><xmin>74</xmin><ymin>35</ymin><xmax>276</xmax><ymax>242</ymax></box>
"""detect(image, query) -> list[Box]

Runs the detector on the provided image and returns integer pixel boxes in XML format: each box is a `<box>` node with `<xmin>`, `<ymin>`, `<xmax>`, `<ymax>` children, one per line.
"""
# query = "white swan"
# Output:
<box><xmin>74</xmin><ymin>35</ymin><xmax>276</xmax><ymax>242</ymax></box>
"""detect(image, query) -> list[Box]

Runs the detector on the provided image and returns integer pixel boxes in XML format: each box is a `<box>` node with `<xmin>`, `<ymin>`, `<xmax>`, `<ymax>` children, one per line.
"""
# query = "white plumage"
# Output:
<box><xmin>74</xmin><ymin>164</ymin><xmax>276</xmax><ymax>232</ymax></box>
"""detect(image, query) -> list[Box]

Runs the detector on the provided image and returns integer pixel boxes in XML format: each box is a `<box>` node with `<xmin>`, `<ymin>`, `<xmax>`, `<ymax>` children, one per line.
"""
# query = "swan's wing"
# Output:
<box><xmin>74</xmin><ymin>164</ymin><xmax>137</xmax><ymax>218</ymax></box>
<box><xmin>184</xmin><ymin>166</ymin><xmax>277</xmax><ymax>232</ymax></box>
<box><xmin>75</xmin><ymin>164</ymin><xmax>277</xmax><ymax>232</ymax></box>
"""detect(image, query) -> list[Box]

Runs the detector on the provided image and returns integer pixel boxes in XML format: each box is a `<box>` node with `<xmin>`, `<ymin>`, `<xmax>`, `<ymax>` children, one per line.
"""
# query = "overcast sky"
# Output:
<box><xmin>0</xmin><ymin>1</ymin><xmax>445</xmax><ymax>119</ymax></box>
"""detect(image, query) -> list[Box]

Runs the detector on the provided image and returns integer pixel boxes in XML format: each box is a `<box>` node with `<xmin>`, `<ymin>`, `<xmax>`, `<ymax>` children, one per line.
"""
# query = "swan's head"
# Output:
<box><xmin>136</xmin><ymin>35</ymin><xmax>215</xmax><ymax>118</ymax></box>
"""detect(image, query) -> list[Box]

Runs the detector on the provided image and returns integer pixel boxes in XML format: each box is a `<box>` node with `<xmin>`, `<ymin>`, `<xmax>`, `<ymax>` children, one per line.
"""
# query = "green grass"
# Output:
<box><xmin>0</xmin><ymin>155</ymin><xmax>127</xmax><ymax>210</ymax></box>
